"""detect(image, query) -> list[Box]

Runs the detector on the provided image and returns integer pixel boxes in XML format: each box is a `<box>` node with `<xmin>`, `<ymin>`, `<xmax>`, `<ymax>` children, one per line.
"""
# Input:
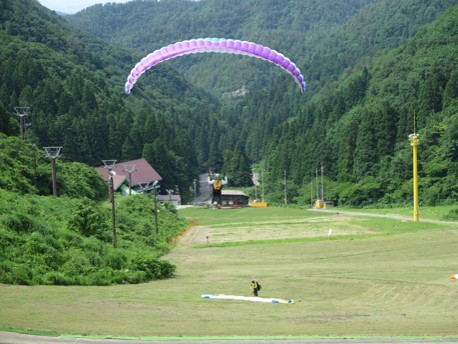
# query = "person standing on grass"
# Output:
<box><xmin>251</xmin><ymin>280</ymin><xmax>261</xmax><ymax>296</ymax></box>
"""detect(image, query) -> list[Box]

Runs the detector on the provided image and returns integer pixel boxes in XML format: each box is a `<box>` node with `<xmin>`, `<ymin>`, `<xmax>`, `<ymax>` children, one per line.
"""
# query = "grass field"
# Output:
<box><xmin>1</xmin><ymin>206</ymin><xmax>457</xmax><ymax>339</ymax></box>
<box><xmin>334</xmin><ymin>205</ymin><xmax>457</xmax><ymax>222</ymax></box>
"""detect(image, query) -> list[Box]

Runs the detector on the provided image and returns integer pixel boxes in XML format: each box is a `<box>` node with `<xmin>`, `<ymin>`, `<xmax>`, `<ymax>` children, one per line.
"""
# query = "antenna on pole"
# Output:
<box><xmin>43</xmin><ymin>146</ymin><xmax>63</xmax><ymax>196</ymax></box>
<box><xmin>44</xmin><ymin>146</ymin><xmax>63</xmax><ymax>159</ymax></box>
<box><xmin>153</xmin><ymin>181</ymin><xmax>159</xmax><ymax>235</ymax></box>
<box><xmin>102</xmin><ymin>160</ymin><xmax>117</xmax><ymax>170</ymax></box>
<box><xmin>102</xmin><ymin>159</ymin><xmax>118</xmax><ymax>247</ymax></box>
<box><xmin>137</xmin><ymin>181</ymin><xmax>160</xmax><ymax>237</ymax></box>
<box><xmin>13</xmin><ymin>107</ymin><xmax>31</xmax><ymax>140</ymax></box>
<box><xmin>137</xmin><ymin>181</ymin><xmax>154</xmax><ymax>192</ymax></box>
<box><xmin>123</xmin><ymin>164</ymin><xmax>137</xmax><ymax>196</ymax></box>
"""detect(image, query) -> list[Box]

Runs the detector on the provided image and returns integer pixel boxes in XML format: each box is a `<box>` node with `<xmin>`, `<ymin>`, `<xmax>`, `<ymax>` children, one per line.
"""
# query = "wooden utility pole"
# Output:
<box><xmin>103</xmin><ymin>160</ymin><xmax>118</xmax><ymax>247</ymax></box>
<box><xmin>44</xmin><ymin>146</ymin><xmax>63</xmax><ymax>197</ymax></box>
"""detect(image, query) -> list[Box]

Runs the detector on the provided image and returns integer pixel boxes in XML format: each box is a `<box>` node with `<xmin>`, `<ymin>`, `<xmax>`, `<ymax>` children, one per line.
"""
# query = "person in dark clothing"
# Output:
<box><xmin>251</xmin><ymin>280</ymin><xmax>260</xmax><ymax>296</ymax></box>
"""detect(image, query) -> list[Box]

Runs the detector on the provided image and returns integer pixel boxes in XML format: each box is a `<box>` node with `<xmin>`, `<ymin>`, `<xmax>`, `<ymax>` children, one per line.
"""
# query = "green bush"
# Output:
<box><xmin>124</xmin><ymin>270</ymin><xmax>146</xmax><ymax>284</ymax></box>
<box><xmin>83</xmin><ymin>268</ymin><xmax>115</xmax><ymax>286</ymax></box>
<box><xmin>131</xmin><ymin>254</ymin><xmax>176</xmax><ymax>280</ymax></box>
<box><xmin>58</xmin><ymin>162</ymin><xmax>108</xmax><ymax>201</ymax></box>
<box><xmin>61</xmin><ymin>254</ymin><xmax>90</xmax><ymax>274</ymax></box>
<box><xmin>9</xmin><ymin>264</ymin><xmax>33</xmax><ymax>285</ymax></box>
<box><xmin>104</xmin><ymin>248</ymin><xmax>128</xmax><ymax>270</ymax></box>
<box><xmin>0</xmin><ymin>259</ymin><xmax>13</xmax><ymax>284</ymax></box>
<box><xmin>0</xmin><ymin>189</ymin><xmax>186</xmax><ymax>286</ymax></box>
<box><xmin>157</xmin><ymin>260</ymin><xmax>176</xmax><ymax>279</ymax></box>
<box><xmin>0</xmin><ymin>227</ymin><xmax>19</xmax><ymax>252</ymax></box>
<box><xmin>442</xmin><ymin>208</ymin><xmax>458</xmax><ymax>221</ymax></box>
<box><xmin>41</xmin><ymin>271</ymin><xmax>71</xmax><ymax>285</ymax></box>
<box><xmin>0</xmin><ymin>135</ymin><xmax>108</xmax><ymax>199</ymax></box>
<box><xmin>2</xmin><ymin>212</ymin><xmax>43</xmax><ymax>232</ymax></box>
<box><xmin>66</xmin><ymin>199</ymin><xmax>109</xmax><ymax>238</ymax></box>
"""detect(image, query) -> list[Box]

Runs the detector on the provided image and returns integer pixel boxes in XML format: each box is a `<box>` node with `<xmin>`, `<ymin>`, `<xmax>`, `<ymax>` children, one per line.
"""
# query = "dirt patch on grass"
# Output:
<box><xmin>178</xmin><ymin>214</ymin><xmax>375</xmax><ymax>246</ymax></box>
<box><xmin>177</xmin><ymin>225</ymin><xmax>211</xmax><ymax>245</ymax></box>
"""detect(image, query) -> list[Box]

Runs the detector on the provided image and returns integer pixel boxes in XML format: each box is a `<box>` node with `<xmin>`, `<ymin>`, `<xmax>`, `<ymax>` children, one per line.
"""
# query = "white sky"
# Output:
<box><xmin>38</xmin><ymin>0</ymin><xmax>131</xmax><ymax>14</ymax></box>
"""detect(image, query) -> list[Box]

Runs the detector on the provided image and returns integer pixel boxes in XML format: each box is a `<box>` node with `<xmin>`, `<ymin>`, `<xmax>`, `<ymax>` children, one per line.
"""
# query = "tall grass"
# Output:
<box><xmin>0</xmin><ymin>190</ymin><xmax>184</xmax><ymax>286</ymax></box>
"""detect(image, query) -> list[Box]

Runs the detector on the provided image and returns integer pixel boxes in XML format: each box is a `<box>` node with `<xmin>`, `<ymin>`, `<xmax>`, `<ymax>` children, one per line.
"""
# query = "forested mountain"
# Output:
<box><xmin>68</xmin><ymin>0</ymin><xmax>454</xmax><ymax>94</ymax></box>
<box><xmin>265</xmin><ymin>7</ymin><xmax>458</xmax><ymax>205</ymax></box>
<box><xmin>68</xmin><ymin>0</ymin><xmax>457</xmax><ymax>206</ymax></box>
<box><xmin>0</xmin><ymin>0</ymin><xmax>219</xmax><ymax>202</ymax></box>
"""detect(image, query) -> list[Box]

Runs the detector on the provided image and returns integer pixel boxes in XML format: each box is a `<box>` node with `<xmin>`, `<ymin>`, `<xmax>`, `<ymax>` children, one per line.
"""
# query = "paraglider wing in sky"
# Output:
<box><xmin>125</xmin><ymin>38</ymin><xmax>306</xmax><ymax>94</ymax></box>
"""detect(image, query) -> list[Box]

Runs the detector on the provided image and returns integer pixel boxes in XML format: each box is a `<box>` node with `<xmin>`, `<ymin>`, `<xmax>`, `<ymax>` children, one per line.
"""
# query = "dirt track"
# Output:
<box><xmin>177</xmin><ymin>225</ymin><xmax>211</xmax><ymax>245</ymax></box>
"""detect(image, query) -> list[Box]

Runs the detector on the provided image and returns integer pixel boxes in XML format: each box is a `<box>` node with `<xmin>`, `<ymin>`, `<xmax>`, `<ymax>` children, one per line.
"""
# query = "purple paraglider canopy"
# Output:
<box><xmin>125</xmin><ymin>38</ymin><xmax>306</xmax><ymax>94</ymax></box>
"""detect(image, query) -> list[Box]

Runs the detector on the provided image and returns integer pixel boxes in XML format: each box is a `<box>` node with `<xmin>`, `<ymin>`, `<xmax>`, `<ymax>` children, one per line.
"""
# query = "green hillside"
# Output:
<box><xmin>0</xmin><ymin>134</ymin><xmax>186</xmax><ymax>286</ymax></box>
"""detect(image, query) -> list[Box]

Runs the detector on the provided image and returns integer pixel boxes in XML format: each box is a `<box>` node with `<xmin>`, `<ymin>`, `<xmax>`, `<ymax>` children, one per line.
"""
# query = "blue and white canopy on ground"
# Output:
<box><xmin>202</xmin><ymin>294</ymin><xmax>294</xmax><ymax>304</ymax></box>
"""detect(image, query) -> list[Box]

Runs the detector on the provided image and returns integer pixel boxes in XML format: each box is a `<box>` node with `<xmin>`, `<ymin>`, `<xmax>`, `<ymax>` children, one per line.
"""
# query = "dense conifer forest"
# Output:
<box><xmin>0</xmin><ymin>0</ymin><xmax>456</xmax><ymax>285</ymax></box>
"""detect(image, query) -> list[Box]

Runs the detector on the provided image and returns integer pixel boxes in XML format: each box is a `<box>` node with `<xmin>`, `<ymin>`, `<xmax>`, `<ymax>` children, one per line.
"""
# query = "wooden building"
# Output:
<box><xmin>220</xmin><ymin>190</ymin><xmax>249</xmax><ymax>208</ymax></box>
<box><xmin>96</xmin><ymin>158</ymin><xmax>162</xmax><ymax>195</ymax></box>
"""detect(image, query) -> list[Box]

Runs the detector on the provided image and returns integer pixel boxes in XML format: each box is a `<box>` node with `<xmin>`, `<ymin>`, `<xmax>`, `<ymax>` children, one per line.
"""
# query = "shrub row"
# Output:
<box><xmin>0</xmin><ymin>190</ymin><xmax>185</xmax><ymax>285</ymax></box>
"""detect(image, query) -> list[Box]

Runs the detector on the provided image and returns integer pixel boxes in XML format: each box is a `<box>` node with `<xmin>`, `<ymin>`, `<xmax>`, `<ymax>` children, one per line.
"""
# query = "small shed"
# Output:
<box><xmin>158</xmin><ymin>194</ymin><xmax>181</xmax><ymax>207</ymax></box>
<box><xmin>220</xmin><ymin>190</ymin><xmax>249</xmax><ymax>208</ymax></box>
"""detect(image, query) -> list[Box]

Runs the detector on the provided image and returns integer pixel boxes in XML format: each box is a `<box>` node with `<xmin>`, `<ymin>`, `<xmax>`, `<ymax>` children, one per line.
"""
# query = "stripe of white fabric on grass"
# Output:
<box><xmin>202</xmin><ymin>294</ymin><xmax>294</xmax><ymax>304</ymax></box>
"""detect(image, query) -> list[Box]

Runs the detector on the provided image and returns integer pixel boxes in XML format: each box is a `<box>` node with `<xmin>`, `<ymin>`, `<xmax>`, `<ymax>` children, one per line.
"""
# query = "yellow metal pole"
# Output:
<box><xmin>409</xmin><ymin>134</ymin><xmax>420</xmax><ymax>221</ymax></box>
